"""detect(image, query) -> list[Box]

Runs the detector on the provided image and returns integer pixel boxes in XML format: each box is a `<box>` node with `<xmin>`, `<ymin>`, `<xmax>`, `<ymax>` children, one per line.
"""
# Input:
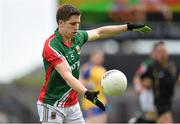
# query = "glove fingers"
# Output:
<box><xmin>140</xmin><ymin>28</ymin><xmax>148</xmax><ymax>33</ymax></box>
<box><xmin>142</xmin><ymin>26</ymin><xmax>152</xmax><ymax>32</ymax></box>
<box><xmin>96</xmin><ymin>99</ymin><xmax>106</xmax><ymax>111</ymax></box>
<box><xmin>145</xmin><ymin>26</ymin><xmax>152</xmax><ymax>31</ymax></box>
<box><xmin>138</xmin><ymin>27</ymin><xmax>149</xmax><ymax>32</ymax></box>
<box><xmin>133</xmin><ymin>26</ymin><xmax>151</xmax><ymax>33</ymax></box>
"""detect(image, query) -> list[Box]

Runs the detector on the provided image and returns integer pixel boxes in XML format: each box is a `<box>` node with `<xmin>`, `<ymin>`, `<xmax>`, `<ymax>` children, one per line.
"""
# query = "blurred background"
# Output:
<box><xmin>0</xmin><ymin>0</ymin><xmax>180</xmax><ymax>123</ymax></box>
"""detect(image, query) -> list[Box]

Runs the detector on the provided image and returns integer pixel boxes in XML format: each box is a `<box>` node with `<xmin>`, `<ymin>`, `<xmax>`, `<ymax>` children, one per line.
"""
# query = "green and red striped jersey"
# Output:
<box><xmin>38</xmin><ymin>28</ymin><xmax>88</xmax><ymax>107</ymax></box>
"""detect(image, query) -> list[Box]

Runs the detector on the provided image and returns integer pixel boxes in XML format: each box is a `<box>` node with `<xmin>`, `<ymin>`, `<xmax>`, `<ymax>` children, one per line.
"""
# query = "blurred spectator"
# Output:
<box><xmin>132</xmin><ymin>46</ymin><xmax>158</xmax><ymax>123</ymax></box>
<box><xmin>108</xmin><ymin>0</ymin><xmax>173</xmax><ymax>22</ymax></box>
<box><xmin>108</xmin><ymin>0</ymin><xmax>145</xmax><ymax>22</ymax></box>
<box><xmin>80</xmin><ymin>50</ymin><xmax>107</xmax><ymax>123</ymax></box>
<box><xmin>141</xmin><ymin>0</ymin><xmax>173</xmax><ymax>21</ymax></box>
<box><xmin>137</xmin><ymin>41</ymin><xmax>180</xmax><ymax>123</ymax></box>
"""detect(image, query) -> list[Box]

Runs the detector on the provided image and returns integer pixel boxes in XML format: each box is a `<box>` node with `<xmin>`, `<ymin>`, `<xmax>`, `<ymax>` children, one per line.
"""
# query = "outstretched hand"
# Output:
<box><xmin>127</xmin><ymin>23</ymin><xmax>152</xmax><ymax>33</ymax></box>
<box><xmin>84</xmin><ymin>91</ymin><xmax>105</xmax><ymax>111</ymax></box>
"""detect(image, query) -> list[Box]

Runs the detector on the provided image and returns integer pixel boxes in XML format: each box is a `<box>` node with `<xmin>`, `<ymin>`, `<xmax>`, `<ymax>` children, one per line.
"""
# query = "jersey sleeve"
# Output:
<box><xmin>136</xmin><ymin>62</ymin><xmax>148</xmax><ymax>75</ymax></box>
<box><xmin>138</xmin><ymin>62</ymin><xmax>153</xmax><ymax>80</ymax></box>
<box><xmin>135</xmin><ymin>58</ymin><xmax>154</xmax><ymax>80</ymax></box>
<box><xmin>43</xmin><ymin>39</ymin><xmax>66</xmax><ymax>66</ymax></box>
<box><xmin>76</xmin><ymin>30</ymin><xmax>88</xmax><ymax>47</ymax></box>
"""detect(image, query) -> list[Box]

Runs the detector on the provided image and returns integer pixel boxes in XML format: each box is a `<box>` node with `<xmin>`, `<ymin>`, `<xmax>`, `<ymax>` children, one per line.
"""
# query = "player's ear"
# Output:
<box><xmin>58</xmin><ymin>20</ymin><xmax>64</xmax><ymax>25</ymax></box>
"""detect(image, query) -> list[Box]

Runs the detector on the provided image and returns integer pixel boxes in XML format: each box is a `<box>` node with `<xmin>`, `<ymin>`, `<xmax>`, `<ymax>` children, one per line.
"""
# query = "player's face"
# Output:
<box><xmin>155</xmin><ymin>45</ymin><xmax>168</xmax><ymax>64</ymax></box>
<box><xmin>59</xmin><ymin>15</ymin><xmax>80</xmax><ymax>38</ymax></box>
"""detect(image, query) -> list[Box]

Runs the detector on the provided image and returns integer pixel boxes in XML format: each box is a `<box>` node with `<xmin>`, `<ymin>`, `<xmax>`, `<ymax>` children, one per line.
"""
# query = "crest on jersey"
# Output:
<box><xmin>76</xmin><ymin>45</ymin><xmax>81</xmax><ymax>54</ymax></box>
<box><xmin>51</xmin><ymin>112</ymin><xmax>56</xmax><ymax>119</ymax></box>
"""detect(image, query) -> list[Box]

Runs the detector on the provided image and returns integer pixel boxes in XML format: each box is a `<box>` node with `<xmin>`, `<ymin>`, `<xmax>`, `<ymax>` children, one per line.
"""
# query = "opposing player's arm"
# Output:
<box><xmin>55</xmin><ymin>61</ymin><xmax>87</xmax><ymax>95</ymax></box>
<box><xmin>87</xmin><ymin>23</ymin><xmax>152</xmax><ymax>41</ymax></box>
<box><xmin>133</xmin><ymin>73</ymin><xmax>143</xmax><ymax>92</ymax></box>
<box><xmin>133</xmin><ymin>62</ymin><xmax>149</xmax><ymax>92</ymax></box>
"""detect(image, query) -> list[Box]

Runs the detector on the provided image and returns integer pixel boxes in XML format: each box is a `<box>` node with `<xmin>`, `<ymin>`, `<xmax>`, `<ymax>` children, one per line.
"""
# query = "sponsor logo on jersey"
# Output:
<box><xmin>76</xmin><ymin>45</ymin><xmax>81</xmax><ymax>54</ymax></box>
<box><xmin>71</xmin><ymin>61</ymin><xmax>80</xmax><ymax>70</ymax></box>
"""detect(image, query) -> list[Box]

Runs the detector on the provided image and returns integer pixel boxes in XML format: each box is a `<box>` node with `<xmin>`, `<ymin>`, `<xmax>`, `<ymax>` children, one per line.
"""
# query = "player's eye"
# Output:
<box><xmin>70</xmin><ymin>22</ymin><xmax>79</xmax><ymax>26</ymax></box>
<box><xmin>70</xmin><ymin>22</ymin><xmax>76</xmax><ymax>26</ymax></box>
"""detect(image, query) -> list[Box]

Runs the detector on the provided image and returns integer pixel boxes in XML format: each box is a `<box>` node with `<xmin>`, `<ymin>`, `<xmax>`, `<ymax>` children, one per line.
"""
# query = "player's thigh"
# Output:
<box><xmin>64</xmin><ymin>103</ymin><xmax>85</xmax><ymax>124</ymax></box>
<box><xmin>37</xmin><ymin>103</ymin><xmax>64</xmax><ymax>123</ymax></box>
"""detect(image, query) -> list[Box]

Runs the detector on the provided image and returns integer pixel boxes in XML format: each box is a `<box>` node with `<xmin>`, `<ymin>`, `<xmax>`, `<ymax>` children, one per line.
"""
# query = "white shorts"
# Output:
<box><xmin>37</xmin><ymin>101</ymin><xmax>85</xmax><ymax>124</ymax></box>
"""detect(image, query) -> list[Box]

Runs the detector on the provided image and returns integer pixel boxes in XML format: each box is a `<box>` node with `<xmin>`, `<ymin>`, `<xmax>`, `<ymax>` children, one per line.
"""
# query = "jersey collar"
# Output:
<box><xmin>55</xmin><ymin>28</ymin><xmax>73</xmax><ymax>48</ymax></box>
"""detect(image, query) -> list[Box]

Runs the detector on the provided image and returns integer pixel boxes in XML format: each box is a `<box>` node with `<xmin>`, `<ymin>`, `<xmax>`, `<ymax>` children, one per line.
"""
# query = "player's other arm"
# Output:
<box><xmin>55</xmin><ymin>61</ymin><xmax>105</xmax><ymax>111</ymax></box>
<box><xmin>87</xmin><ymin>24</ymin><xmax>127</xmax><ymax>41</ymax></box>
<box><xmin>87</xmin><ymin>23</ymin><xmax>152</xmax><ymax>41</ymax></box>
<box><xmin>55</xmin><ymin>61</ymin><xmax>87</xmax><ymax>95</ymax></box>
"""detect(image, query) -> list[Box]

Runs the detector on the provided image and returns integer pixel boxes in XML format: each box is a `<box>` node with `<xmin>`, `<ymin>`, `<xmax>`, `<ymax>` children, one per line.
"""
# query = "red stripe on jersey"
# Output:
<box><xmin>51</xmin><ymin>58</ymin><xmax>63</xmax><ymax>67</ymax></box>
<box><xmin>63</xmin><ymin>90</ymin><xmax>78</xmax><ymax>107</ymax></box>
<box><xmin>38</xmin><ymin>64</ymin><xmax>53</xmax><ymax>102</ymax></box>
<box><xmin>39</xmin><ymin>34</ymin><xmax>64</xmax><ymax>102</ymax></box>
<box><xmin>43</xmin><ymin>34</ymin><xmax>65</xmax><ymax>65</ymax></box>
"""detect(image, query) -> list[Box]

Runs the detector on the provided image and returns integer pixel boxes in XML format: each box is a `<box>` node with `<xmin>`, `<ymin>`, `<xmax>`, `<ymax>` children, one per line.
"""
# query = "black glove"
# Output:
<box><xmin>127</xmin><ymin>23</ymin><xmax>152</xmax><ymax>32</ymax></box>
<box><xmin>84</xmin><ymin>91</ymin><xmax>105</xmax><ymax>111</ymax></box>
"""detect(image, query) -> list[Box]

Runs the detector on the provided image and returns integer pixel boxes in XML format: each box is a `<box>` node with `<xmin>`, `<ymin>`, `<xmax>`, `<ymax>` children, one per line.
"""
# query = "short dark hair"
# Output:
<box><xmin>56</xmin><ymin>4</ymin><xmax>81</xmax><ymax>24</ymax></box>
<box><xmin>153</xmin><ymin>41</ymin><xmax>165</xmax><ymax>50</ymax></box>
